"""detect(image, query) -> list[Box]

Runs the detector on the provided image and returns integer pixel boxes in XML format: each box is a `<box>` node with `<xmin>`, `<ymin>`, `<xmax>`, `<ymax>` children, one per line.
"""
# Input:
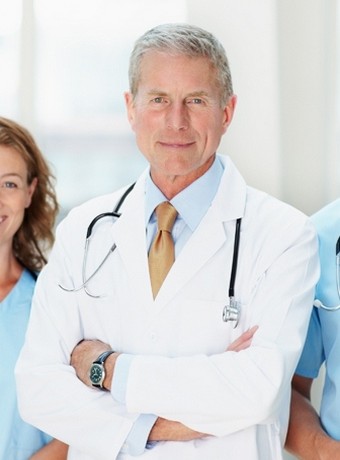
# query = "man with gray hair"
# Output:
<box><xmin>16</xmin><ymin>23</ymin><xmax>319</xmax><ymax>459</ymax></box>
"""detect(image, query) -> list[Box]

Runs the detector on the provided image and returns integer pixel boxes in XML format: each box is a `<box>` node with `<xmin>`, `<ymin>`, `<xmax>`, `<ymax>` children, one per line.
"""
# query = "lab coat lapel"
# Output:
<box><xmin>155</xmin><ymin>156</ymin><xmax>247</xmax><ymax>306</ymax></box>
<box><xmin>155</xmin><ymin>207</ymin><xmax>227</xmax><ymax>305</ymax></box>
<box><xmin>108</xmin><ymin>157</ymin><xmax>247</xmax><ymax>308</ymax></box>
<box><xmin>110</xmin><ymin>172</ymin><xmax>153</xmax><ymax>302</ymax></box>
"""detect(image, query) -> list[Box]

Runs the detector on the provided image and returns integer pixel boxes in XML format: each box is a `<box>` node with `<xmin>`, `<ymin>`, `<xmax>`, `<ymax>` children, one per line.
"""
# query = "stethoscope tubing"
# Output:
<box><xmin>313</xmin><ymin>238</ymin><xmax>340</xmax><ymax>311</ymax></box>
<box><xmin>228</xmin><ymin>218</ymin><xmax>241</xmax><ymax>299</ymax></box>
<box><xmin>58</xmin><ymin>183</ymin><xmax>135</xmax><ymax>297</ymax></box>
<box><xmin>58</xmin><ymin>181</ymin><xmax>242</xmax><ymax>326</ymax></box>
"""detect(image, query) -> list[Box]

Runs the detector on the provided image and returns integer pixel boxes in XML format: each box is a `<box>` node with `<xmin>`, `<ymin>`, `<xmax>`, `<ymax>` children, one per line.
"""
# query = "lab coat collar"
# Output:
<box><xmin>213</xmin><ymin>154</ymin><xmax>247</xmax><ymax>222</ymax></box>
<box><xmin>110</xmin><ymin>171</ymin><xmax>153</xmax><ymax>301</ymax></box>
<box><xmin>156</xmin><ymin>156</ymin><xmax>247</xmax><ymax>304</ymax></box>
<box><xmin>110</xmin><ymin>156</ymin><xmax>247</xmax><ymax>306</ymax></box>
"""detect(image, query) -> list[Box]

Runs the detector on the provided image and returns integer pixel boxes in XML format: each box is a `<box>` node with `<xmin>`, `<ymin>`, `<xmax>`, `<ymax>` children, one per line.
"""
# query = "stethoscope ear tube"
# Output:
<box><xmin>86</xmin><ymin>212</ymin><xmax>121</xmax><ymax>239</ymax></box>
<box><xmin>313</xmin><ymin>299</ymin><xmax>340</xmax><ymax>311</ymax></box>
<box><xmin>86</xmin><ymin>182</ymin><xmax>136</xmax><ymax>238</ymax></box>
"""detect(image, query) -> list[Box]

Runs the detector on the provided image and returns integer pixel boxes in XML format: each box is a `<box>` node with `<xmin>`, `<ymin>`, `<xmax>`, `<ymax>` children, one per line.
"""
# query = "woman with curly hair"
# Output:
<box><xmin>0</xmin><ymin>117</ymin><xmax>67</xmax><ymax>459</ymax></box>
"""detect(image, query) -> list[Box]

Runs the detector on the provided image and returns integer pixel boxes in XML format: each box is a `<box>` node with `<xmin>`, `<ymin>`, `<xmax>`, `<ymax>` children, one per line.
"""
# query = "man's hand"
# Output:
<box><xmin>70</xmin><ymin>327</ymin><xmax>257</xmax><ymax>444</ymax></box>
<box><xmin>149</xmin><ymin>417</ymin><xmax>208</xmax><ymax>442</ymax></box>
<box><xmin>148</xmin><ymin>326</ymin><xmax>258</xmax><ymax>442</ymax></box>
<box><xmin>70</xmin><ymin>326</ymin><xmax>258</xmax><ymax>389</ymax></box>
<box><xmin>227</xmin><ymin>325</ymin><xmax>258</xmax><ymax>352</ymax></box>
<box><xmin>70</xmin><ymin>339</ymin><xmax>116</xmax><ymax>388</ymax></box>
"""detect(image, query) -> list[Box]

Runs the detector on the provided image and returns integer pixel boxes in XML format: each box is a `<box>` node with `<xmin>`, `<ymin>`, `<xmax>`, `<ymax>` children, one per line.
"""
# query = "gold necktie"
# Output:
<box><xmin>148</xmin><ymin>202</ymin><xmax>178</xmax><ymax>298</ymax></box>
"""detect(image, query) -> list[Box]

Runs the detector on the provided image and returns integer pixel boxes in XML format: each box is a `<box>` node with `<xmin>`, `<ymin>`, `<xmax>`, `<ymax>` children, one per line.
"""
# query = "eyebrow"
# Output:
<box><xmin>146</xmin><ymin>90</ymin><xmax>168</xmax><ymax>97</ymax></box>
<box><xmin>146</xmin><ymin>90</ymin><xmax>211</xmax><ymax>98</ymax></box>
<box><xmin>0</xmin><ymin>172</ymin><xmax>24</xmax><ymax>180</ymax></box>
<box><xmin>186</xmin><ymin>91</ymin><xmax>211</xmax><ymax>98</ymax></box>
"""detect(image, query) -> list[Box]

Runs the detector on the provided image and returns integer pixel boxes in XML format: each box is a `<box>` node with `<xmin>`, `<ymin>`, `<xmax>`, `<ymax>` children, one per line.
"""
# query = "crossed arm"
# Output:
<box><xmin>285</xmin><ymin>375</ymin><xmax>340</xmax><ymax>460</ymax></box>
<box><xmin>29</xmin><ymin>439</ymin><xmax>68</xmax><ymax>460</ymax></box>
<box><xmin>70</xmin><ymin>326</ymin><xmax>258</xmax><ymax>442</ymax></box>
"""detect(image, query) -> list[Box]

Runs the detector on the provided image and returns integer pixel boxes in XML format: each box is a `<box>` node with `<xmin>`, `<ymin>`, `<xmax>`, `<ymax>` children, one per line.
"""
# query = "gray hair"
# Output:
<box><xmin>128</xmin><ymin>23</ymin><xmax>233</xmax><ymax>106</ymax></box>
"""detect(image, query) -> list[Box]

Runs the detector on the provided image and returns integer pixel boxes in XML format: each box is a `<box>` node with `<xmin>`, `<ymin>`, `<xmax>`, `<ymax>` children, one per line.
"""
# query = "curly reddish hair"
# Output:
<box><xmin>0</xmin><ymin>117</ymin><xmax>59</xmax><ymax>272</ymax></box>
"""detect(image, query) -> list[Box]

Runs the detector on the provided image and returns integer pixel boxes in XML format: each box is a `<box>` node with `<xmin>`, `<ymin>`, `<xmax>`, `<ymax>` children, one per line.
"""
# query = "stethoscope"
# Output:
<box><xmin>59</xmin><ymin>183</ymin><xmax>242</xmax><ymax>327</ymax></box>
<box><xmin>313</xmin><ymin>236</ymin><xmax>340</xmax><ymax>311</ymax></box>
<box><xmin>59</xmin><ymin>183</ymin><xmax>136</xmax><ymax>298</ymax></box>
<box><xmin>222</xmin><ymin>218</ymin><xmax>241</xmax><ymax>327</ymax></box>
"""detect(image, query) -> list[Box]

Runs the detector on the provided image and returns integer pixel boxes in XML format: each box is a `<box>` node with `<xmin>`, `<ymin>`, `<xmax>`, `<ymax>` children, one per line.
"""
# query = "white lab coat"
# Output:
<box><xmin>16</xmin><ymin>155</ymin><xmax>319</xmax><ymax>460</ymax></box>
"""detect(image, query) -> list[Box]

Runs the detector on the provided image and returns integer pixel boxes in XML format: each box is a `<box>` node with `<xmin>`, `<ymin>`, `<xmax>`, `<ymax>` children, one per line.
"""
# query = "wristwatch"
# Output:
<box><xmin>89</xmin><ymin>350</ymin><xmax>114</xmax><ymax>390</ymax></box>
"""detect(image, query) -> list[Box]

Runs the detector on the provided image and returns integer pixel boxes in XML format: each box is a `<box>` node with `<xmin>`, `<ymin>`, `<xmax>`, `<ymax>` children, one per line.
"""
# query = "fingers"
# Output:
<box><xmin>226</xmin><ymin>325</ymin><xmax>259</xmax><ymax>352</ymax></box>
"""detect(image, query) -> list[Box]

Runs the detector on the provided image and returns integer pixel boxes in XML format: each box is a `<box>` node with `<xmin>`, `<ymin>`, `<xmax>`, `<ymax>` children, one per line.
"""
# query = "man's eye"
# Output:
<box><xmin>152</xmin><ymin>97</ymin><xmax>165</xmax><ymax>103</ymax></box>
<box><xmin>190</xmin><ymin>98</ymin><xmax>203</xmax><ymax>104</ymax></box>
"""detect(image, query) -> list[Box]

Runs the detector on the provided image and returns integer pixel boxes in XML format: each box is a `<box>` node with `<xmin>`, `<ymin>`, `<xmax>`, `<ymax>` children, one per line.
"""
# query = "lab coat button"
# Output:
<box><xmin>150</xmin><ymin>332</ymin><xmax>157</xmax><ymax>341</ymax></box>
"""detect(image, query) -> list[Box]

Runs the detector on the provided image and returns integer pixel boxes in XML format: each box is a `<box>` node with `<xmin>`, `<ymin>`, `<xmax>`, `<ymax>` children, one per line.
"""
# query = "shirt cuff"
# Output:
<box><xmin>125</xmin><ymin>414</ymin><xmax>158</xmax><ymax>456</ymax></box>
<box><xmin>111</xmin><ymin>353</ymin><xmax>134</xmax><ymax>403</ymax></box>
<box><xmin>111</xmin><ymin>354</ymin><xmax>157</xmax><ymax>455</ymax></box>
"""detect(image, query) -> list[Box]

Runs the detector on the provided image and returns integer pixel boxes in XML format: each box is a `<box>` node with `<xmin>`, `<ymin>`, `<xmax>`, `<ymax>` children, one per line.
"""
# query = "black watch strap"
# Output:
<box><xmin>94</xmin><ymin>350</ymin><xmax>114</xmax><ymax>365</ymax></box>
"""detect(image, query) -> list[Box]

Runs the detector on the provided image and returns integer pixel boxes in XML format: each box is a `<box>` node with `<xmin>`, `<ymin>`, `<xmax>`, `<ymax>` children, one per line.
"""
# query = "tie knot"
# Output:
<box><xmin>155</xmin><ymin>202</ymin><xmax>178</xmax><ymax>232</ymax></box>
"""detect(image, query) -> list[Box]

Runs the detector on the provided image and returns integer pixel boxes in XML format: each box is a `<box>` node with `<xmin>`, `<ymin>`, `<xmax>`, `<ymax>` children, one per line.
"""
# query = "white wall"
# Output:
<box><xmin>186</xmin><ymin>0</ymin><xmax>339</xmax><ymax>215</ymax></box>
<box><xmin>187</xmin><ymin>0</ymin><xmax>282</xmax><ymax>199</ymax></box>
<box><xmin>277</xmin><ymin>0</ymin><xmax>339</xmax><ymax>215</ymax></box>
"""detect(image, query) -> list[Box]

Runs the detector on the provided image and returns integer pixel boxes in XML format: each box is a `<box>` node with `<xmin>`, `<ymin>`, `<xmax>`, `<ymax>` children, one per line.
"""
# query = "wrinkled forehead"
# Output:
<box><xmin>135</xmin><ymin>50</ymin><xmax>222</xmax><ymax>99</ymax></box>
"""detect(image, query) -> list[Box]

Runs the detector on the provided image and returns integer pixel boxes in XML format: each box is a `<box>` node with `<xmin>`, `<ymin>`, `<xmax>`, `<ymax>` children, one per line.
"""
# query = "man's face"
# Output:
<box><xmin>125</xmin><ymin>51</ymin><xmax>236</xmax><ymax>189</ymax></box>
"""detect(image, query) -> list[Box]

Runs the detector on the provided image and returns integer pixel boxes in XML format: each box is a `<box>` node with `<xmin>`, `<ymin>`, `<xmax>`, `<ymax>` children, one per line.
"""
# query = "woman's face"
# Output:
<box><xmin>0</xmin><ymin>145</ymin><xmax>37</xmax><ymax>249</ymax></box>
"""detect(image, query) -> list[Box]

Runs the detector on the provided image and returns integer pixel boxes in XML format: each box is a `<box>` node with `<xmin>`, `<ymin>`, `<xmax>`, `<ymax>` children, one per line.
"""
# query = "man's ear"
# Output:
<box><xmin>222</xmin><ymin>94</ymin><xmax>237</xmax><ymax>134</ymax></box>
<box><xmin>124</xmin><ymin>92</ymin><xmax>136</xmax><ymax>129</ymax></box>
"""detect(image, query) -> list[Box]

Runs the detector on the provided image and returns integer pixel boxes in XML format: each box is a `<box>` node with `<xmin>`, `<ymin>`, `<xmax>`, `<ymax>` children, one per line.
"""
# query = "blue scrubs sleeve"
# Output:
<box><xmin>296</xmin><ymin>307</ymin><xmax>325</xmax><ymax>378</ymax></box>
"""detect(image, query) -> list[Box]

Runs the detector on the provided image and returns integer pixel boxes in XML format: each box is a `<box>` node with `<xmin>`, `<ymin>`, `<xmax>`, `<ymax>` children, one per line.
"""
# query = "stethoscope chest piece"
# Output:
<box><xmin>222</xmin><ymin>217</ymin><xmax>242</xmax><ymax>327</ymax></box>
<box><xmin>222</xmin><ymin>297</ymin><xmax>240</xmax><ymax>328</ymax></box>
<box><xmin>59</xmin><ymin>183</ymin><xmax>244</xmax><ymax>326</ymax></box>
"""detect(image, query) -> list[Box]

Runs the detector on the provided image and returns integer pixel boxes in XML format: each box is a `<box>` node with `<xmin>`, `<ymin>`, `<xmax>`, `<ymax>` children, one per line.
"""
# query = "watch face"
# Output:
<box><xmin>90</xmin><ymin>363</ymin><xmax>104</xmax><ymax>385</ymax></box>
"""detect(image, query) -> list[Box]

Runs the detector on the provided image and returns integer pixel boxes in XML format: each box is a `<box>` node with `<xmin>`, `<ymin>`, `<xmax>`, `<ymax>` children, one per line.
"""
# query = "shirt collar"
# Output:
<box><xmin>145</xmin><ymin>157</ymin><xmax>224</xmax><ymax>231</ymax></box>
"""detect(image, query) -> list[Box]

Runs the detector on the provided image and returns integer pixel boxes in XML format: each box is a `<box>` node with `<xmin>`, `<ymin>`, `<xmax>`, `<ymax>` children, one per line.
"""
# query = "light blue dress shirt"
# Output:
<box><xmin>0</xmin><ymin>269</ymin><xmax>52</xmax><ymax>459</ymax></box>
<box><xmin>296</xmin><ymin>198</ymin><xmax>340</xmax><ymax>439</ymax></box>
<box><xmin>112</xmin><ymin>156</ymin><xmax>224</xmax><ymax>455</ymax></box>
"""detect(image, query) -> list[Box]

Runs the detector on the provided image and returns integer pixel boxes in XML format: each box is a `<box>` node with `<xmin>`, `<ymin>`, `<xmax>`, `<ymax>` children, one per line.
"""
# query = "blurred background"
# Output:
<box><xmin>0</xmin><ymin>1</ymin><xmax>339</xmax><ymax>457</ymax></box>
<box><xmin>1</xmin><ymin>0</ymin><xmax>339</xmax><ymax>218</ymax></box>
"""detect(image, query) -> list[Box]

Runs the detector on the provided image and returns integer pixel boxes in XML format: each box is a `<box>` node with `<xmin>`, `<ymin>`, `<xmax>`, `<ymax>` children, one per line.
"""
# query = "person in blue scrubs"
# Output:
<box><xmin>286</xmin><ymin>198</ymin><xmax>340</xmax><ymax>458</ymax></box>
<box><xmin>0</xmin><ymin>117</ymin><xmax>68</xmax><ymax>459</ymax></box>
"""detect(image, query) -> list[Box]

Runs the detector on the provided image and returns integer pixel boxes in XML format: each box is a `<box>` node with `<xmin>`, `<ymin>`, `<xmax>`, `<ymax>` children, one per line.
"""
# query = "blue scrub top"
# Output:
<box><xmin>296</xmin><ymin>198</ymin><xmax>340</xmax><ymax>439</ymax></box>
<box><xmin>0</xmin><ymin>269</ymin><xmax>51</xmax><ymax>459</ymax></box>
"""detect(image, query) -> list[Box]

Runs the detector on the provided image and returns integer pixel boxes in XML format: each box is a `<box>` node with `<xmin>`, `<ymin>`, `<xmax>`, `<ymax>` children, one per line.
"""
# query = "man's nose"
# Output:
<box><xmin>166</xmin><ymin>102</ymin><xmax>189</xmax><ymax>131</ymax></box>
